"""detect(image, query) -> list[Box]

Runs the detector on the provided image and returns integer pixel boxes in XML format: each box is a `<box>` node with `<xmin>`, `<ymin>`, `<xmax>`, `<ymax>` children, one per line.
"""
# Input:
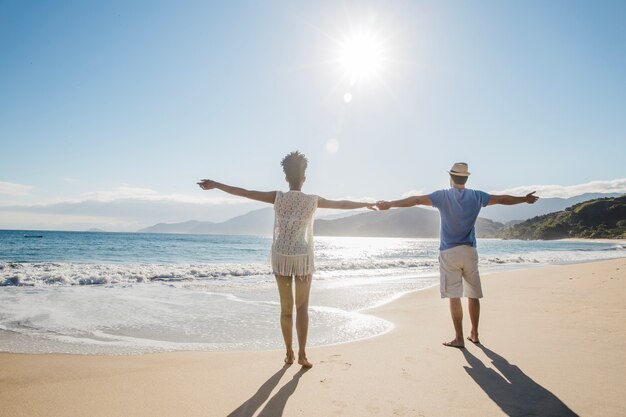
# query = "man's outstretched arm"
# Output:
<box><xmin>488</xmin><ymin>191</ymin><xmax>539</xmax><ymax>206</ymax></box>
<box><xmin>377</xmin><ymin>195</ymin><xmax>433</xmax><ymax>210</ymax></box>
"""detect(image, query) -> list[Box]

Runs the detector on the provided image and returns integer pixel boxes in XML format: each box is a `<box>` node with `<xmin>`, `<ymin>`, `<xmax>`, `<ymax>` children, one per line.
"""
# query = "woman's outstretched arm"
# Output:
<box><xmin>317</xmin><ymin>197</ymin><xmax>375</xmax><ymax>210</ymax></box>
<box><xmin>197</xmin><ymin>179</ymin><xmax>277</xmax><ymax>204</ymax></box>
<box><xmin>376</xmin><ymin>195</ymin><xmax>432</xmax><ymax>210</ymax></box>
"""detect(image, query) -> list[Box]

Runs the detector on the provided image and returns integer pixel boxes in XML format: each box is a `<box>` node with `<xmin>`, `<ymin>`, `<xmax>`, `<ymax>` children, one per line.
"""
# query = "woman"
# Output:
<box><xmin>198</xmin><ymin>151</ymin><xmax>373</xmax><ymax>367</ymax></box>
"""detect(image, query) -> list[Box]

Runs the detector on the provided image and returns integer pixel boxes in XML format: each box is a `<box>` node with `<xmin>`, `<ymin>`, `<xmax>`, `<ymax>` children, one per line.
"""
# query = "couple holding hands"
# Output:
<box><xmin>198</xmin><ymin>151</ymin><xmax>538</xmax><ymax>368</ymax></box>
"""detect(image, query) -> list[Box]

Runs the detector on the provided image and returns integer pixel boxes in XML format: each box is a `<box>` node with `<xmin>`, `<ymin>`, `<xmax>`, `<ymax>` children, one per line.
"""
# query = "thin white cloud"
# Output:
<box><xmin>489</xmin><ymin>178</ymin><xmax>626</xmax><ymax>198</ymax></box>
<box><xmin>79</xmin><ymin>186</ymin><xmax>245</xmax><ymax>205</ymax></box>
<box><xmin>0</xmin><ymin>181</ymin><xmax>33</xmax><ymax>196</ymax></box>
<box><xmin>63</xmin><ymin>177</ymin><xmax>80</xmax><ymax>183</ymax></box>
<box><xmin>401</xmin><ymin>189</ymin><xmax>426</xmax><ymax>198</ymax></box>
<box><xmin>82</xmin><ymin>186</ymin><xmax>159</xmax><ymax>202</ymax></box>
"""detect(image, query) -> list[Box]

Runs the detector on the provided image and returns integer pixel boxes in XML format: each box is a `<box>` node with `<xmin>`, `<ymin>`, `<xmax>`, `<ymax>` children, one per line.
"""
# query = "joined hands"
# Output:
<box><xmin>374</xmin><ymin>201</ymin><xmax>392</xmax><ymax>210</ymax></box>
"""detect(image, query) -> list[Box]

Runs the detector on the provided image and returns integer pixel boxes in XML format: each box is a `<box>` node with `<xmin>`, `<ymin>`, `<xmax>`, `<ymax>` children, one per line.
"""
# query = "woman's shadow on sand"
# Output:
<box><xmin>462</xmin><ymin>344</ymin><xmax>579</xmax><ymax>417</ymax></box>
<box><xmin>227</xmin><ymin>365</ymin><xmax>309</xmax><ymax>417</ymax></box>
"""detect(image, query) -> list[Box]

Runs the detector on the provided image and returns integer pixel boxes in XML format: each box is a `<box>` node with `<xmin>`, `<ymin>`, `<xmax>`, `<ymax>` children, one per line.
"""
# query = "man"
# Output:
<box><xmin>376</xmin><ymin>163</ymin><xmax>538</xmax><ymax>348</ymax></box>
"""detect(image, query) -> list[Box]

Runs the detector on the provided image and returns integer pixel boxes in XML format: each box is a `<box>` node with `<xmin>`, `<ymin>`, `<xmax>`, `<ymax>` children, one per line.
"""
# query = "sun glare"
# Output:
<box><xmin>338</xmin><ymin>32</ymin><xmax>384</xmax><ymax>84</ymax></box>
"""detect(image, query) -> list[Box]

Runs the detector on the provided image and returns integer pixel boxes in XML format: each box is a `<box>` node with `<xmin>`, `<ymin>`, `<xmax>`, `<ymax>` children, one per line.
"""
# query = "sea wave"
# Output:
<box><xmin>606</xmin><ymin>244</ymin><xmax>626</xmax><ymax>251</ymax></box>
<box><xmin>1</xmin><ymin>244</ymin><xmax>624</xmax><ymax>287</ymax></box>
<box><xmin>0</xmin><ymin>262</ymin><xmax>271</xmax><ymax>287</ymax></box>
<box><xmin>0</xmin><ymin>260</ymin><xmax>435</xmax><ymax>287</ymax></box>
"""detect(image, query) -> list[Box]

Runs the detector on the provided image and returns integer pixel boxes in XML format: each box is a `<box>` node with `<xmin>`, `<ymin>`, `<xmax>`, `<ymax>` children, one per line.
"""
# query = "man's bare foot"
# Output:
<box><xmin>442</xmin><ymin>338</ymin><xmax>465</xmax><ymax>348</ymax></box>
<box><xmin>467</xmin><ymin>333</ymin><xmax>480</xmax><ymax>344</ymax></box>
<box><xmin>284</xmin><ymin>351</ymin><xmax>295</xmax><ymax>365</ymax></box>
<box><xmin>298</xmin><ymin>354</ymin><xmax>313</xmax><ymax>368</ymax></box>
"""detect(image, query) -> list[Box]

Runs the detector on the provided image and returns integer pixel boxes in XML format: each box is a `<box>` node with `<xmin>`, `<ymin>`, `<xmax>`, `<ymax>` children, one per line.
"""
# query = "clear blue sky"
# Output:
<box><xmin>1</xmin><ymin>1</ymin><xmax>625</xmax><ymax>230</ymax></box>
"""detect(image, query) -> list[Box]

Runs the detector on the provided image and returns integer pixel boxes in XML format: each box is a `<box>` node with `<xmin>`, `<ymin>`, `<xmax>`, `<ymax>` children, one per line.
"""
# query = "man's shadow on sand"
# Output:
<box><xmin>462</xmin><ymin>344</ymin><xmax>579</xmax><ymax>417</ymax></box>
<box><xmin>227</xmin><ymin>365</ymin><xmax>309</xmax><ymax>417</ymax></box>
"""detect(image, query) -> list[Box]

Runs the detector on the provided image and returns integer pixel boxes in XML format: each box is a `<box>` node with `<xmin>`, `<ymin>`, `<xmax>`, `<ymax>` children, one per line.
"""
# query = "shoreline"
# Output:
<box><xmin>1</xmin><ymin>258</ymin><xmax>625</xmax><ymax>416</ymax></box>
<box><xmin>1</xmin><ymin>252</ymin><xmax>625</xmax><ymax>357</ymax></box>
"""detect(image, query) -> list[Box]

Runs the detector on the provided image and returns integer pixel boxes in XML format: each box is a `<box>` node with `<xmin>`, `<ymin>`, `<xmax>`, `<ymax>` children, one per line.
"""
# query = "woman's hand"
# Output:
<box><xmin>197</xmin><ymin>179</ymin><xmax>219</xmax><ymax>190</ymax></box>
<box><xmin>197</xmin><ymin>180</ymin><xmax>276</xmax><ymax>203</ymax></box>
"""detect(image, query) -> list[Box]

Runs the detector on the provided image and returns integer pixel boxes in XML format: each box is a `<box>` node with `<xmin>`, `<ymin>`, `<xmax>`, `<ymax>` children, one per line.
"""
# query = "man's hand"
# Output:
<box><xmin>197</xmin><ymin>179</ymin><xmax>218</xmax><ymax>190</ymax></box>
<box><xmin>376</xmin><ymin>200</ymin><xmax>392</xmax><ymax>210</ymax></box>
<box><xmin>525</xmin><ymin>191</ymin><xmax>539</xmax><ymax>204</ymax></box>
<box><xmin>366</xmin><ymin>203</ymin><xmax>379</xmax><ymax>211</ymax></box>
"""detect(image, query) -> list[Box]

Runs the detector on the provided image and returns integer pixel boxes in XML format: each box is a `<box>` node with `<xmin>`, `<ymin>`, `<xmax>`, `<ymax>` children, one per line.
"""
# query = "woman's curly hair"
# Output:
<box><xmin>281</xmin><ymin>151</ymin><xmax>308</xmax><ymax>184</ymax></box>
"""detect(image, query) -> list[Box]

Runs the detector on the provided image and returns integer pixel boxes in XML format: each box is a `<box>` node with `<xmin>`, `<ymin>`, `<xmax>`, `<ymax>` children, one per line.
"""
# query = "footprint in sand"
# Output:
<box><xmin>320</xmin><ymin>354</ymin><xmax>352</xmax><ymax>371</ymax></box>
<box><xmin>400</xmin><ymin>368</ymin><xmax>411</xmax><ymax>379</ymax></box>
<box><xmin>366</xmin><ymin>398</ymin><xmax>380</xmax><ymax>414</ymax></box>
<box><xmin>392</xmin><ymin>407</ymin><xmax>426</xmax><ymax>417</ymax></box>
<box><xmin>332</xmin><ymin>400</ymin><xmax>348</xmax><ymax>415</ymax></box>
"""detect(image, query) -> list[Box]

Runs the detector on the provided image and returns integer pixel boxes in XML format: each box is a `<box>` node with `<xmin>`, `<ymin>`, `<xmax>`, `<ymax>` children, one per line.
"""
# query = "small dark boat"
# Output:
<box><xmin>24</xmin><ymin>235</ymin><xmax>43</xmax><ymax>238</ymax></box>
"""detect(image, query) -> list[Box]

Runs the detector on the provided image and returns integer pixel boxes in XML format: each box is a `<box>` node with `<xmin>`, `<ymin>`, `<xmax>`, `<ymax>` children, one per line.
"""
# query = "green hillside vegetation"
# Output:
<box><xmin>497</xmin><ymin>195</ymin><xmax>626</xmax><ymax>240</ymax></box>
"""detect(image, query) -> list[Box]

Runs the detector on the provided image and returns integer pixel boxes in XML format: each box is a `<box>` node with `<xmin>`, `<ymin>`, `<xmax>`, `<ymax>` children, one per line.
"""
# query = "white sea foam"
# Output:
<box><xmin>1</xmin><ymin>243</ymin><xmax>624</xmax><ymax>288</ymax></box>
<box><xmin>0</xmin><ymin>284</ymin><xmax>392</xmax><ymax>354</ymax></box>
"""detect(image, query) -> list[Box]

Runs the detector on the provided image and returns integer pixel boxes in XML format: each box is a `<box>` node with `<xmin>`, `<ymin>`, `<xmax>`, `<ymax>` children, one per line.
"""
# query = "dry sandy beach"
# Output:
<box><xmin>1</xmin><ymin>258</ymin><xmax>625</xmax><ymax>417</ymax></box>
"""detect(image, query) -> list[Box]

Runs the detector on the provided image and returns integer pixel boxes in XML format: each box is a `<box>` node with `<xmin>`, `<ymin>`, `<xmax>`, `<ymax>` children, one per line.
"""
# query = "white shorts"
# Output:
<box><xmin>438</xmin><ymin>245</ymin><xmax>483</xmax><ymax>299</ymax></box>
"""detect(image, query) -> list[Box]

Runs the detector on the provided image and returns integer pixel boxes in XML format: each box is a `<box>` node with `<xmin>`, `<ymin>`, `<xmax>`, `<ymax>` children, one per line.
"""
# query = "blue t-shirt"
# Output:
<box><xmin>429</xmin><ymin>188</ymin><xmax>491</xmax><ymax>251</ymax></box>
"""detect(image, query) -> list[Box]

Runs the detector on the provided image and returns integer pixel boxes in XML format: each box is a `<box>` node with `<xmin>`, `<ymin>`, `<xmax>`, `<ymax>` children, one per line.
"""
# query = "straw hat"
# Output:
<box><xmin>448</xmin><ymin>162</ymin><xmax>470</xmax><ymax>176</ymax></box>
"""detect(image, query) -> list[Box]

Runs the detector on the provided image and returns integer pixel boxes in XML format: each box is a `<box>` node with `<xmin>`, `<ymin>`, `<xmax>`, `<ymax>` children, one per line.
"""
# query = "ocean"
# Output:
<box><xmin>0</xmin><ymin>230</ymin><xmax>624</xmax><ymax>355</ymax></box>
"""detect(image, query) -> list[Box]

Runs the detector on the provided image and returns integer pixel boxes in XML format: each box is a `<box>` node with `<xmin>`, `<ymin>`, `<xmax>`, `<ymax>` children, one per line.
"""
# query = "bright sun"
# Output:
<box><xmin>338</xmin><ymin>32</ymin><xmax>384</xmax><ymax>84</ymax></box>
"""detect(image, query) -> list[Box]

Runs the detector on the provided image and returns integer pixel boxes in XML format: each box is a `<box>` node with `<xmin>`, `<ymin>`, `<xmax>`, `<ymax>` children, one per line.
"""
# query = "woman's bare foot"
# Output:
<box><xmin>442</xmin><ymin>338</ymin><xmax>465</xmax><ymax>348</ymax></box>
<box><xmin>298</xmin><ymin>353</ymin><xmax>313</xmax><ymax>368</ymax></box>
<box><xmin>284</xmin><ymin>350</ymin><xmax>295</xmax><ymax>365</ymax></box>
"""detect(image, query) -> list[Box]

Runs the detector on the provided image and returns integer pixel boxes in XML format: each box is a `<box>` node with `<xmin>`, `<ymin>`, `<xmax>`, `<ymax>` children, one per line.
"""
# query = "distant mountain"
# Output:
<box><xmin>211</xmin><ymin>207</ymin><xmax>274</xmax><ymax>235</ymax></box>
<box><xmin>480</xmin><ymin>193</ymin><xmax>622</xmax><ymax>223</ymax></box>
<box><xmin>138</xmin><ymin>208</ymin><xmax>275</xmax><ymax>236</ymax></box>
<box><xmin>138</xmin><ymin>206</ymin><xmax>504</xmax><ymax>238</ymax></box>
<box><xmin>496</xmin><ymin>195</ymin><xmax>626</xmax><ymax>240</ymax></box>
<box><xmin>314</xmin><ymin>207</ymin><xmax>504</xmax><ymax>238</ymax></box>
<box><xmin>139</xmin><ymin>220</ymin><xmax>212</xmax><ymax>234</ymax></box>
<box><xmin>316</xmin><ymin>211</ymin><xmax>368</xmax><ymax>220</ymax></box>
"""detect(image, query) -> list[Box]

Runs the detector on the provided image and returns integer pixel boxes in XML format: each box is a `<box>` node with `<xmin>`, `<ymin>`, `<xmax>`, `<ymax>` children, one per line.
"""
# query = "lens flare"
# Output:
<box><xmin>325</xmin><ymin>138</ymin><xmax>340</xmax><ymax>154</ymax></box>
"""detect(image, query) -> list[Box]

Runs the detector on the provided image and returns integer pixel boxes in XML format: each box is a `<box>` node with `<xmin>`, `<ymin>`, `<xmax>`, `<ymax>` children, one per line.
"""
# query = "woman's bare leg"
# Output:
<box><xmin>275</xmin><ymin>275</ymin><xmax>295</xmax><ymax>364</ymax></box>
<box><xmin>294</xmin><ymin>275</ymin><xmax>313</xmax><ymax>368</ymax></box>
